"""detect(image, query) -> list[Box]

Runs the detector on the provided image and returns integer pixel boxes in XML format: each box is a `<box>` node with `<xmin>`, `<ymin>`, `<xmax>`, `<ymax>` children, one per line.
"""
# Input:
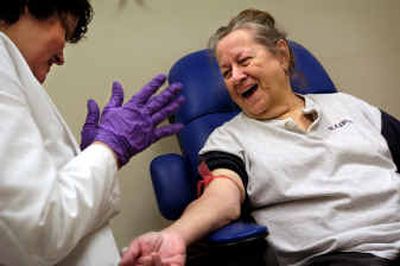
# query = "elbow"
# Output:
<box><xmin>226</xmin><ymin>201</ymin><xmax>241</xmax><ymax>222</ymax></box>
<box><xmin>216</xmin><ymin>200</ymin><xmax>242</xmax><ymax>228</ymax></box>
<box><xmin>199</xmin><ymin>178</ymin><xmax>244</xmax><ymax>228</ymax></box>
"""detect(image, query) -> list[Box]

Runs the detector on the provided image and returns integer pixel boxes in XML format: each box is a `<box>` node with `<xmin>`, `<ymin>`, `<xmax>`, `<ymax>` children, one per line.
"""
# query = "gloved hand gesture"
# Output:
<box><xmin>80</xmin><ymin>99</ymin><xmax>100</xmax><ymax>150</ymax></box>
<box><xmin>94</xmin><ymin>74</ymin><xmax>184</xmax><ymax>167</ymax></box>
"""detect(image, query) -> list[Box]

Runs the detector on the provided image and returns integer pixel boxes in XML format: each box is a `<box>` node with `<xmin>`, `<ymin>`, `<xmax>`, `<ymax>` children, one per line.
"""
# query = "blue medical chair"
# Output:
<box><xmin>150</xmin><ymin>41</ymin><xmax>336</xmax><ymax>265</ymax></box>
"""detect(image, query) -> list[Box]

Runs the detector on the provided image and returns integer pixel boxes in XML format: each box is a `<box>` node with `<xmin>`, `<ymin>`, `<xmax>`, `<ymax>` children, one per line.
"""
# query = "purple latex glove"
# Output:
<box><xmin>80</xmin><ymin>99</ymin><xmax>100</xmax><ymax>150</ymax></box>
<box><xmin>95</xmin><ymin>74</ymin><xmax>184</xmax><ymax>167</ymax></box>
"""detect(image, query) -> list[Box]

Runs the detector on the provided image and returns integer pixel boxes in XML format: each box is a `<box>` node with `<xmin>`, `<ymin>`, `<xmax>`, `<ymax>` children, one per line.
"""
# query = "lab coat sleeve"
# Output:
<box><xmin>0</xmin><ymin>75</ymin><xmax>120</xmax><ymax>265</ymax></box>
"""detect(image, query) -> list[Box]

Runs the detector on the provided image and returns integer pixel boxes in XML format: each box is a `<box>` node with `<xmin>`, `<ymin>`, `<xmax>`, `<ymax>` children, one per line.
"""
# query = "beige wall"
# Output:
<box><xmin>45</xmin><ymin>0</ymin><xmax>400</xmax><ymax>250</ymax></box>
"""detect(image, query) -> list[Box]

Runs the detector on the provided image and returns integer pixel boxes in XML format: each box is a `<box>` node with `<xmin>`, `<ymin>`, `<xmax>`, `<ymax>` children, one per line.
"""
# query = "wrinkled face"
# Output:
<box><xmin>2</xmin><ymin>11</ymin><xmax>77</xmax><ymax>83</ymax></box>
<box><xmin>216</xmin><ymin>29</ymin><xmax>291</xmax><ymax>119</ymax></box>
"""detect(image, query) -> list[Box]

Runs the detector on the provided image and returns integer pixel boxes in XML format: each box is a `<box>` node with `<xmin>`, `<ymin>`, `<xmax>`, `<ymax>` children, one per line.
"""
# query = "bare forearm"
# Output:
<box><xmin>163</xmin><ymin>178</ymin><xmax>242</xmax><ymax>245</ymax></box>
<box><xmin>120</xmin><ymin>171</ymin><xmax>244</xmax><ymax>266</ymax></box>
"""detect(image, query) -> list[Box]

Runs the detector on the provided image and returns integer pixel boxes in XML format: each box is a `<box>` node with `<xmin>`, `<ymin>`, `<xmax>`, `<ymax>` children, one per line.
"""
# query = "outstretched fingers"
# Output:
<box><xmin>129</xmin><ymin>74</ymin><xmax>167</xmax><ymax>106</ymax></box>
<box><xmin>153</xmin><ymin>123</ymin><xmax>184</xmax><ymax>142</ymax></box>
<box><xmin>151</xmin><ymin>96</ymin><xmax>185</xmax><ymax>125</ymax></box>
<box><xmin>84</xmin><ymin>99</ymin><xmax>100</xmax><ymax>126</ymax></box>
<box><xmin>147</xmin><ymin>82</ymin><xmax>183</xmax><ymax>114</ymax></box>
<box><xmin>105</xmin><ymin>81</ymin><xmax>125</xmax><ymax>109</ymax></box>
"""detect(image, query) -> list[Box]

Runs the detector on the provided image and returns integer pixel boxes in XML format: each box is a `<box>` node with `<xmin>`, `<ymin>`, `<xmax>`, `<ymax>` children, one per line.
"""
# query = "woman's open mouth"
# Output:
<box><xmin>241</xmin><ymin>84</ymin><xmax>258</xmax><ymax>98</ymax></box>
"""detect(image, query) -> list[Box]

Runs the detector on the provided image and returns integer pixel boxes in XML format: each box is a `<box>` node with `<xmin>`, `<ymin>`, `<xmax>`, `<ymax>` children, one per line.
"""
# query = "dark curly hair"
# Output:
<box><xmin>0</xmin><ymin>0</ymin><xmax>93</xmax><ymax>43</ymax></box>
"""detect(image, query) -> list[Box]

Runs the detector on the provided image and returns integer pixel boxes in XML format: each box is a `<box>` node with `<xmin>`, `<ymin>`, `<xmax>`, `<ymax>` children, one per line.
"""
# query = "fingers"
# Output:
<box><xmin>119</xmin><ymin>252</ymin><xmax>133</xmax><ymax>266</ymax></box>
<box><xmin>119</xmin><ymin>239</ymin><xmax>142</xmax><ymax>266</ymax></box>
<box><xmin>120</xmin><ymin>232</ymin><xmax>163</xmax><ymax>266</ymax></box>
<box><xmin>106</xmin><ymin>81</ymin><xmax>125</xmax><ymax>109</ymax></box>
<box><xmin>129</xmin><ymin>74</ymin><xmax>167</xmax><ymax>105</ymax></box>
<box><xmin>137</xmin><ymin>254</ymin><xmax>162</xmax><ymax>266</ymax></box>
<box><xmin>151</xmin><ymin>96</ymin><xmax>185</xmax><ymax>125</ymax></box>
<box><xmin>152</xmin><ymin>234</ymin><xmax>163</xmax><ymax>252</ymax></box>
<box><xmin>152</xmin><ymin>254</ymin><xmax>163</xmax><ymax>266</ymax></box>
<box><xmin>147</xmin><ymin>83</ymin><xmax>183</xmax><ymax>114</ymax></box>
<box><xmin>153</xmin><ymin>123</ymin><xmax>184</xmax><ymax>142</ymax></box>
<box><xmin>84</xmin><ymin>99</ymin><xmax>100</xmax><ymax>125</ymax></box>
<box><xmin>163</xmin><ymin>255</ymin><xmax>186</xmax><ymax>266</ymax></box>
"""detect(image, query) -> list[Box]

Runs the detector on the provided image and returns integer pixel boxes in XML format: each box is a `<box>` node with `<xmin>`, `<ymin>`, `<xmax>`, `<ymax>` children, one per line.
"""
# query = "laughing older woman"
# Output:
<box><xmin>121</xmin><ymin>8</ymin><xmax>400</xmax><ymax>266</ymax></box>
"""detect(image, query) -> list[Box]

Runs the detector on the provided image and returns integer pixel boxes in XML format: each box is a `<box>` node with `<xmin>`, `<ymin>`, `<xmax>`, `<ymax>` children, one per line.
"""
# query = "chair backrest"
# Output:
<box><xmin>168</xmin><ymin>41</ymin><xmax>336</xmax><ymax>177</ymax></box>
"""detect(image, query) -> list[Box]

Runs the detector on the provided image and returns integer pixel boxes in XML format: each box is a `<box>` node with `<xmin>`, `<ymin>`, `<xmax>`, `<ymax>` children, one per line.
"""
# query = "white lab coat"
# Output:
<box><xmin>0</xmin><ymin>32</ymin><xmax>121</xmax><ymax>265</ymax></box>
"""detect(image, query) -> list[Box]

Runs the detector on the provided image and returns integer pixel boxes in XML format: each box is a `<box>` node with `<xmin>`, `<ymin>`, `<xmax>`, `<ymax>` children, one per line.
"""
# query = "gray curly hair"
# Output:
<box><xmin>208</xmin><ymin>8</ymin><xmax>295</xmax><ymax>74</ymax></box>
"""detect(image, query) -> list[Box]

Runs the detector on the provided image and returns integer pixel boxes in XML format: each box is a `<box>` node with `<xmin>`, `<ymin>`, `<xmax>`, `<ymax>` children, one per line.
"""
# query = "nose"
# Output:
<box><xmin>231</xmin><ymin>65</ymin><xmax>246</xmax><ymax>84</ymax></box>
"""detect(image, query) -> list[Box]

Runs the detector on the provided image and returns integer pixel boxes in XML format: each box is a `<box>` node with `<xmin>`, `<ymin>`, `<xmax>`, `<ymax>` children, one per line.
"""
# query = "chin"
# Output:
<box><xmin>37</xmin><ymin>77</ymin><xmax>46</xmax><ymax>84</ymax></box>
<box><xmin>34</xmin><ymin>73</ymin><xmax>47</xmax><ymax>84</ymax></box>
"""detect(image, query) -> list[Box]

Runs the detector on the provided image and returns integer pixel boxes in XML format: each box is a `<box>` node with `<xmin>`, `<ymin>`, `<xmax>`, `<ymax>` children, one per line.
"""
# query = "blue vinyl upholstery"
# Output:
<box><xmin>150</xmin><ymin>41</ymin><xmax>336</xmax><ymax>243</ymax></box>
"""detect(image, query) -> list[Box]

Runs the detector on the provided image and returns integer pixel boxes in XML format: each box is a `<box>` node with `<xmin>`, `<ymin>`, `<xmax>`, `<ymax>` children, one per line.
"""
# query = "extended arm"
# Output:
<box><xmin>120</xmin><ymin>167</ymin><xmax>244</xmax><ymax>266</ymax></box>
<box><xmin>164</xmin><ymin>167</ymin><xmax>244</xmax><ymax>244</ymax></box>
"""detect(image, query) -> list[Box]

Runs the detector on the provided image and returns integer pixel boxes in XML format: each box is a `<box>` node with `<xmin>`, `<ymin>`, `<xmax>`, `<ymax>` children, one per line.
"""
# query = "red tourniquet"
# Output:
<box><xmin>197</xmin><ymin>162</ymin><xmax>232</xmax><ymax>196</ymax></box>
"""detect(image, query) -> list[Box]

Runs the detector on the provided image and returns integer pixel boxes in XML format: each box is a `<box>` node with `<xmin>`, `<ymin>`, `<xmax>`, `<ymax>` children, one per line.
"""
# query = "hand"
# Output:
<box><xmin>95</xmin><ymin>74</ymin><xmax>184</xmax><ymax>167</ymax></box>
<box><xmin>119</xmin><ymin>231</ymin><xmax>186</xmax><ymax>266</ymax></box>
<box><xmin>80</xmin><ymin>99</ymin><xmax>100</xmax><ymax>150</ymax></box>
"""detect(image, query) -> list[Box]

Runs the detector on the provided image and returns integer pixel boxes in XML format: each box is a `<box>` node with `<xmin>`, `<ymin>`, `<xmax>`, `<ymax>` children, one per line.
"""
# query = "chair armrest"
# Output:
<box><xmin>207</xmin><ymin>221</ymin><xmax>268</xmax><ymax>245</ymax></box>
<box><xmin>187</xmin><ymin>221</ymin><xmax>270</xmax><ymax>265</ymax></box>
<box><xmin>150</xmin><ymin>153</ymin><xmax>194</xmax><ymax>220</ymax></box>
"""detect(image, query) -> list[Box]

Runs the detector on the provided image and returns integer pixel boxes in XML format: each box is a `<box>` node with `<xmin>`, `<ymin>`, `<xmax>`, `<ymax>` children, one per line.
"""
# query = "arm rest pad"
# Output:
<box><xmin>207</xmin><ymin>221</ymin><xmax>268</xmax><ymax>245</ymax></box>
<box><xmin>150</xmin><ymin>153</ymin><xmax>194</xmax><ymax>220</ymax></box>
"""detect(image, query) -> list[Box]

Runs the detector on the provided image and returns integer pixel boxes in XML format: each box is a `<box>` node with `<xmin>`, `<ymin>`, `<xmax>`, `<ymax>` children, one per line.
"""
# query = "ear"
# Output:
<box><xmin>276</xmin><ymin>39</ymin><xmax>290</xmax><ymax>73</ymax></box>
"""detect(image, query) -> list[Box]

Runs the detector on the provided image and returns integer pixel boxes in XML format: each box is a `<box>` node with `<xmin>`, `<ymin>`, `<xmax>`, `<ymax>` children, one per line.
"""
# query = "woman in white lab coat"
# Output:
<box><xmin>0</xmin><ymin>0</ymin><xmax>184</xmax><ymax>265</ymax></box>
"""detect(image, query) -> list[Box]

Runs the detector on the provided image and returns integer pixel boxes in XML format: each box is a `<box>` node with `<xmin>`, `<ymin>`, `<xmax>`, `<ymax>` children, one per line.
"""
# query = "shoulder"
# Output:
<box><xmin>308</xmin><ymin>92</ymin><xmax>374</xmax><ymax>108</ymax></box>
<box><xmin>307</xmin><ymin>91</ymin><xmax>359</xmax><ymax>103</ymax></box>
<box><xmin>200</xmin><ymin>113</ymin><xmax>248</xmax><ymax>157</ymax></box>
<box><xmin>209</xmin><ymin>112</ymin><xmax>248</xmax><ymax>135</ymax></box>
<box><xmin>308</xmin><ymin>92</ymin><xmax>378</xmax><ymax>113</ymax></box>
<box><xmin>308</xmin><ymin>92</ymin><xmax>381</xmax><ymax>128</ymax></box>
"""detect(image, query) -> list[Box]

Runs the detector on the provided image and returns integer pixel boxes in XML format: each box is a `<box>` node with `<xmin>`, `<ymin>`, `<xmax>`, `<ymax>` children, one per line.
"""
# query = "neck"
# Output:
<box><xmin>254</xmin><ymin>91</ymin><xmax>303</xmax><ymax>121</ymax></box>
<box><xmin>276</xmin><ymin>93</ymin><xmax>304</xmax><ymax>120</ymax></box>
<box><xmin>277</xmin><ymin>93</ymin><xmax>315</xmax><ymax>131</ymax></box>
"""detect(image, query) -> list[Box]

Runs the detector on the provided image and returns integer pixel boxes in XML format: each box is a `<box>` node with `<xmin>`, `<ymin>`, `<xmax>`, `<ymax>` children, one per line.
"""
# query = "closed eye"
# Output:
<box><xmin>238</xmin><ymin>57</ymin><xmax>251</xmax><ymax>66</ymax></box>
<box><xmin>222</xmin><ymin>69</ymin><xmax>232</xmax><ymax>79</ymax></box>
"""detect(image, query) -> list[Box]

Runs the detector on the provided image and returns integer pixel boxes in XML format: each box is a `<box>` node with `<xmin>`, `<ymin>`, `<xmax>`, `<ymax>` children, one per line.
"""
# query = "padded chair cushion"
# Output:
<box><xmin>168</xmin><ymin>50</ymin><xmax>239</xmax><ymax>125</ymax></box>
<box><xmin>179</xmin><ymin>112</ymin><xmax>238</xmax><ymax>171</ymax></box>
<box><xmin>289</xmin><ymin>41</ymin><xmax>336</xmax><ymax>94</ymax></box>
